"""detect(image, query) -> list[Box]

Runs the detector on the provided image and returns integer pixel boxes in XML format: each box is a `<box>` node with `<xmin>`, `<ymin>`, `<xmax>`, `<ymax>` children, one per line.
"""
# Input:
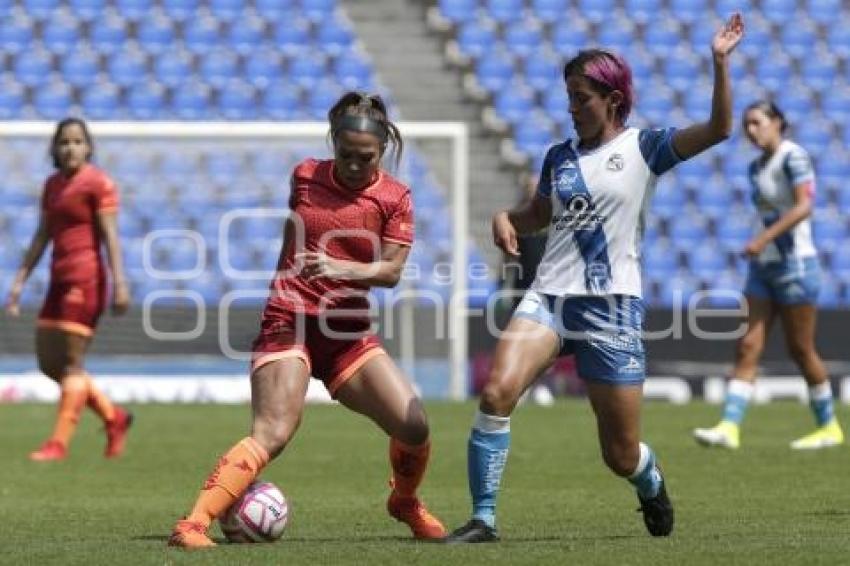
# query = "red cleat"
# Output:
<box><xmin>387</xmin><ymin>492</ymin><xmax>447</xmax><ymax>540</ymax></box>
<box><xmin>167</xmin><ymin>519</ymin><xmax>216</xmax><ymax>548</ymax></box>
<box><xmin>29</xmin><ymin>440</ymin><xmax>67</xmax><ymax>462</ymax></box>
<box><xmin>105</xmin><ymin>407</ymin><xmax>133</xmax><ymax>458</ymax></box>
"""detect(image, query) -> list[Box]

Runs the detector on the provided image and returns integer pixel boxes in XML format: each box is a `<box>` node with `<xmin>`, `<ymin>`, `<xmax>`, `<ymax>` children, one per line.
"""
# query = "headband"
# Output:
<box><xmin>334</xmin><ymin>114</ymin><xmax>388</xmax><ymax>143</ymax></box>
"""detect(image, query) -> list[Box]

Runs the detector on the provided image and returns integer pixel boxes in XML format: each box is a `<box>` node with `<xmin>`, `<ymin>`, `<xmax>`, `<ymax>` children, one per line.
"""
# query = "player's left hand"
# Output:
<box><xmin>712</xmin><ymin>13</ymin><xmax>744</xmax><ymax>58</ymax></box>
<box><xmin>296</xmin><ymin>252</ymin><xmax>348</xmax><ymax>280</ymax></box>
<box><xmin>743</xmin><ymin>237</ymin><xmax>767</xmax><ymax>258</ymax></box>
<box><xmin>112</xmin><ymin>281</ymin><xmax>130</xmax><ymax>315</ymax></box>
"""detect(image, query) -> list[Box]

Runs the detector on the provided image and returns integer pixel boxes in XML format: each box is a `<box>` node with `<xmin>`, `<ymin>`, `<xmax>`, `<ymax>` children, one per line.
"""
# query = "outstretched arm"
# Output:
<box><xmin>5</xmin><ymin>213</ymin><xmax>50</xmax><ymax>316</ymax></box>
<box><xmin>672</xmin><ymin>13</ymin><xmax>745</xmax><ymax>159</ymax></box>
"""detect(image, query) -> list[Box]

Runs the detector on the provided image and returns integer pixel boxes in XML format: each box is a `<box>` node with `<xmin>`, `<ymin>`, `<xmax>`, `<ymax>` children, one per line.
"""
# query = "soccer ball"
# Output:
<box><xmin>219</xmin><ymin>480</ymin><xmax>290</xmax><ymax>543</ymax></box>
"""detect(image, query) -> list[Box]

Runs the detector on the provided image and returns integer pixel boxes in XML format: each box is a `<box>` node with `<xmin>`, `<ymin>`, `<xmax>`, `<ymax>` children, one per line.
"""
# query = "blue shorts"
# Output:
<box><xmin>744</xmin><ymin>257</ymin><xmax>820</xmax><ymax>305</ymax></box>
<box><xmin>513</xmin><ymin>291</ymin><xmax>645</xmax><ymax>385</ymax></box>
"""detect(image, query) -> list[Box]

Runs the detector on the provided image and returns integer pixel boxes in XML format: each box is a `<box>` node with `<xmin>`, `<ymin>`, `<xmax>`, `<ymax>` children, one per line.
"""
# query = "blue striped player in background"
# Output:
<box><xmin>693</xmin><ymin>101</ymin><xmax>844</xmax><ymax>451</ymax></box>
<box><xmin>446</xmin><ymin>14</ymin><xmax>745</xmax><ymax>543</ymax></box>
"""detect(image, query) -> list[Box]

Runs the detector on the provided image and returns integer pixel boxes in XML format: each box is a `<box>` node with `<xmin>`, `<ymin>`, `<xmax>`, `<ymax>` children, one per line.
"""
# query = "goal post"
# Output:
<box><xmin>0</xmin><ymin>121</ymin><xmax>471</xmax><ymax>401</ymax></box>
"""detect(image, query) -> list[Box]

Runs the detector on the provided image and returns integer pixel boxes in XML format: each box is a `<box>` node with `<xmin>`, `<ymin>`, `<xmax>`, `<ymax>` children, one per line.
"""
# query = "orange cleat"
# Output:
<box><xmin>104</xmin><ymin>407</ymin><xmax>133</xmax><ymax>458</ymax></box>
<box><xmin>387</xmin><ymin>492</ymin><xmax>447</xmax><ymax>540</ymax></box>
<box><xmin>29</xmin><ymin>440</ymin><xmax>67</xmax><ymax>462</ymax></box>
<box><xmin>167</xmin><ymin>519</ymin><xmax>216</xmax><ymax>548</ymax></box>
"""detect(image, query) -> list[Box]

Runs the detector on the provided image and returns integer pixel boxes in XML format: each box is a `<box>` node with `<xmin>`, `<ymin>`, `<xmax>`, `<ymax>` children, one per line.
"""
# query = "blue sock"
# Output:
<box><xmin>468</xmin><ymin>411</ymin><xmax>510</xmax><ymax>529</ymax></box>
<box><xmin>721</xmin><ymin>379</ymin><xmax>754</xmax><ymax>425</ymax></box>
<box><xmin>628</xmin><ymin>442</ymin><xmax>662</xmax><ymax>499</ymax></box>
<box><xmin>809</xmin><ymin>383</ymin><xmax>835</xmax><ymax>427</ymax></box>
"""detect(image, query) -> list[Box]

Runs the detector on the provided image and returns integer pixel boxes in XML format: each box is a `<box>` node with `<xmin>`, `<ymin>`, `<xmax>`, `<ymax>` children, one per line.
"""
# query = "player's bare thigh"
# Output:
<box><xmin>35</xmin><ymin>328</ymin><xmax>90</xmax><ymax>382</ymax></box>
<box><xmin>250</xmin><ymin>357</ymin><xmax>312</xmax><ymax>458</ymax></box>
<box><xmin>335</xmin><ymin>354</ymin><xmax>428</xmax><ymax>445</ymax></box>
<box><xmin>480</xmin><ymin>317</ymin><xmax>561</xmax><ymax>416</ymax></box>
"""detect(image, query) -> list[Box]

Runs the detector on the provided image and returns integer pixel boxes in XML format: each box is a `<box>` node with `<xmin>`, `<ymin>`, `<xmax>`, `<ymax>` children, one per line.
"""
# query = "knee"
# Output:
<box><xmin>480</xmin><ymin>373</ymin><xmax>520</xmax><ymax>416</ymax></box>
<box><xmin>737</xmin><ymin>333</ymin><xmax>763</xmax><ymax>360</ymax></box>
<box><xmin>393</xmin><ymin>399</ymin><xmax>430</xmax><ymax>445</ymax></box>
<box><xmin>252</xmin><ymin>414</ymin><xmax>301</xmax><ymax>458</ymax></box>
<box><xmin>601</xmin><ymin>441</ymin><xmax>640</xmax><ymax>477</ymax></box>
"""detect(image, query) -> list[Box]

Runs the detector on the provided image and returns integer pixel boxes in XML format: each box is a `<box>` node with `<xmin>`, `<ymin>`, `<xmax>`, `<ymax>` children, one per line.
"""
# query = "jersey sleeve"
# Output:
<box><xmin>782</xmin><ymin>146</ymin><xmax>815</xmax><ymax>189</ymax></box>
<box><xmin>382</xmin><ymin>191</ymin><xmax>414</xmax><ymax>246</ymax></box>
<box><xmin>638</xmin><ymin>128</ymin><xmax>682</xmax><ymax>176</ymax></box>
<box><xmin>93</xmin><ymin>174</ymin><xmax>119</xmax><ymax>212</ymax></box>
<box><xmin>536</xmin><ymin>145</ymin><xmax>558</xmax><ymax>198</ymax></box>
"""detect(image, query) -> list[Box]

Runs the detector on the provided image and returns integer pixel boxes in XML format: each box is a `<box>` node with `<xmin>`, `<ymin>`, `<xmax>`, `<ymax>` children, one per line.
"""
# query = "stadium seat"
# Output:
<box><xmin>531</xmin><ymin>0</ymin><xmax>568</xmax><ymax>24</ymax></box>
<box><xmin>227</xmin><ymin>14</ymin><xmax>266</xmax><ymax>55</ymax></box>
<box><xmin>301</xmin><ymin>0</ymin><xmax>336</xmax><ymax>22</ymax></box>
<box><xmin>70</xmin><ymin>0</ymin><xmax>106</xmax><ymax>22</ymax></box>
<box><xmin>21</xmin><ymin>0</ymin><xmax>59</xmax><ymax>20</ymax></box>
<box><xmin>107</xmin><ymin>48</ymin><xmax>148</xmax><ymax>88</ymax></box>
<box><xmin>639</xmin><ymin>84</ymin><xmax>676</xmax><ymax>126</ymax></box>
<box><xmin>14</xmin><ymin>48</ymin><xmax>53</xmax><ymax>88</ymax></box>
<box><xmin>754</xmin><ymin>55</ymin><xmax>792</xmax><ymax>92</ymax></box>
<box><xmin>244</xmin><ymin>51</ymin><xmax>283</xmax><ymax>89</ymax></box>
<box><xmin>624</xmin><ymin>0</ymin><xmax>662</xmax><ymax>23</ymax></box>
<box><xmin>288</xmin><ymin>54</ymin><xmax>328</xmax><ymax>89</ymax></box>
<box><xmin>595</xmin><ymin>18</ymin><xmax>637</xmax><ymax>54</ymax></box>
<box><xmin>154</xmin><ymin>48</ymin><xmax>194</xmax><ymax>88</ymax></box>
<box><xmin>775</xmin><ymin>84</ymin><xmax>815</xmax><ymax>125</ymax></box>
<box><xmin>333</xmin><ymin>55</ymin><xmax>374</xmax><ymax>91</ymax></box>
<box><xmin>668</xmin><ymin>0</ymin><xmax>708</xmax><ymax>24</ymax></box>
<box><xmin>781</xmin><ymin>20</ymin><xmax>819</xmax><ymax>60</ymax></box>
<box><xmin>703</xmin><ymin>269</ymin><xmax>746</xmax><ymax>307</ymax></box>
<box><xmin>493</xmin><ymin>86</ymin><xmax>535</xmax><ymax>126</ymax></box>
<box><xmin>551</xmin><ymin>24</ymin><xmax>590</xmax><ymax>58</ymax></box>
<box><xmin>456</xmin><ymin>19</ymin><xmax>497</xmax><ymax>61</ymax></box>
<box><xmin>114</xmin><ymin>0</ymin><xmax>149</xmax><ymax>21</ymax></box>
<box><xmin>184</xmin><ymin>16</ymin><xmax>221</xmax><ymax>54</ymax></box>
<box><xmin>668</xmin><ymin>213</ymin><xmax>708</xmax><ymax>246</ymax></box>
<box><xmin>255</xmin><ymin>0</ymin><xmax>299</xmax><ymax>23</ymax></box>
<box><xmin>800</xmin><ymin>53</ymin><xmax>839</xmax><ymax>94</ymax></box>
<box><xmin>127</xmin><ymin>82</ymin><xmax>166</xmax><ymax>120</ymax></box>
<box><xmin>474</xmin><ymin>50</ymin><xmax>515</xmax><ymax>93</ymax></box>
<box><xmin>687</xmin><ymin>240</ymin><xmax>729</xmax><ymax>280</ymax></box>
<box><xmin>33</xmin><ymin>82</ymin><xmax>72</xmax><ymax>120</ymax></box>
<box><xmin>306</xmin><ymin>81</ymin><xmax>345</xmax><ymax>119</ymax></box>
<box><xmin>650</xmin><ymin>177</ymin><xmax>686</xmax><ymax>217</ymax></box>
<box><xmin>271</xmin><ymin>17</ymin><xmax>311</xmax><ymax>57</ymax></box>
<box><xmin>486</xmin><ymin>0</ymin><xmax>525</xmax><ymax>24</ymax></box>
<box><xmin>0</xmin><ymin>79</ymin><xmax>25</xmax><ymax>119</ymax></box>
<box><xmin>0</xmin><ymin>14</ymin><xmax>33</xmax><ymax>55</ymax></box>
<box><xmin>61</xmin><ymin>49</ymin><xmax>100</xmax><ymax>88</ymax></box>
<box><xmin>656</xmin><ymin>273</ymin><xmax>700</xmax><ymax>308</ymax></box>
<box><xmin>693</xmin><ymin>179</ymin><xmax>733</xmax><ymax>218</ymax></box>
<box><xmin>316</xmin><ymin>16</ymin><xmax>355</xmax><ymax>57</ymax></box>
<box><xmin>817</xmin><ymin>273</ymin><xmax>842</xmax><ymax>307</ymax></box>
<box><xmin>715</xmin><ymin>213</ymin><xmax>752</xmax><ymax>250</ymax></box>
<box><xmin>503</xmin><ymin>19</ymin><xmax>544</xmax><ymax>58</ymax></box>
<box><xmin>662</xmin><ymin>50</ymin><xmax>702</xmax><ymax>93</ymax></box>
<box><xmin>89</xmin><ymin>13</ymin><xmax>127</xmax><ymax>54</ymax></box>
<box><xmin>136</xmin><ymin>14</ymin><xmax>176</xmax><ymax>55</ymax></box>
<box><xmin>209</xmin><ymin>0</ymin><xmax>243</xmax><ymax>23</ymax></box>
<box><xmin>737</xmin><ymin>17</ymin><xmax>771</xmax><ymax>58</ymax></box>
<box><xmin>523</xmin><ymin>51</ymin><xmax>560</xmax><ymax>92</ymax></box>
<box><xmin>172</xmin><ymin>80</ymin><xmax>212</xmax><ymax>120</ymax></box>
<box><xmin>218</xmin><ymin>80</ymin><xmax>258</xmax><ymax>119</ymax></box>
<box><xmin>162</xmin><ymin>0</ymin><xmax>200</xmax><ymax>23</ymax></box>
<box><xmin>184</xmin><ymin>272</ymin><xmax>224</xmax><ymax>304</ymax></box>
<box><xmin>578</xmin><ymin>0</ymin><xmax>615</xmax><ymax>24</ymax></box>
<box><xmin>261</xmin><ymin>82</ymin><xmax>302</xmax><ymax>120</ymax></box>
<box><xmin>644</xmin><ymin>19</ymin><xmax>683</xmax><ymax>57</ymax></box>
<box><xmin>436</xmin><ymin>0</ymin><xmax>477</xmax><ymax>26</ymax></box>
<box><xmin>807</xmin><ymin>0</ymin><xmax>841</xmax><ymax>25</ymax></box>
<box><xmin>81</xmin><ymin>81</ymin><xmax>121</xmax><ymax>119</ymax></box>
<box><xmin>513</xmin><ymin>119</ymin><xmax>555</xmax><ymax>159</ymax></box>
<box><xmin>714</xmin><ymin>0</ymin><xmax>753</xmax><ymax>15</ymax></box>
<box><xmin>199</xmin><ymin>48</ymin><xmax>239</xmax><ymax>87</ymax></box>
<box><xmin>41</xmin><ymin>14</ymin><xmax>80</xmax><ymax>54</ymax></box>
<box><xmin>794</xmin><ymin>120</ymin><xmax>835</xmax><ymax>155</ymax></box>
<box><xmin>760</xmin><ymin>0</ymin><xmax>798</xmax><ymax>25</ymax></box>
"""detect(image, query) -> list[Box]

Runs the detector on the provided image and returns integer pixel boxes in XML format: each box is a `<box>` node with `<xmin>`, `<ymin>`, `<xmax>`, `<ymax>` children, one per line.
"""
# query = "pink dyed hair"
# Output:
<box><xmin>563</xmin><ymin>49</ymin><xmax>634</xmax><ymax>125</ymax></box>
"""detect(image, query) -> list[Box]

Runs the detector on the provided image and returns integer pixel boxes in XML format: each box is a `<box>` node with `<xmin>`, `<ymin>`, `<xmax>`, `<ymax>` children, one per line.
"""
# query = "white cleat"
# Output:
<box><xmin>693</xmin><ymin>422</ymin><xmax>740</xmax><ymax>449</ymax></box>
<box><xmin>790</xmin><ymin>420</ymin><xmax>844</xmax><ymax>450</ymax></box>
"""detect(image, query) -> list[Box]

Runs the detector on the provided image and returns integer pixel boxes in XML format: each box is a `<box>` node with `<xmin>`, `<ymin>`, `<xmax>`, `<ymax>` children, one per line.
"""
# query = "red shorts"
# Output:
<box><xmin>251</xmin><ymin>304</ymin><xmax>384</xmax><ymax>397</ymax></box>
<box><xmin>37</xmin><ymin>279</ymin><xmax>107</xmax><ymax>337</ymax></box>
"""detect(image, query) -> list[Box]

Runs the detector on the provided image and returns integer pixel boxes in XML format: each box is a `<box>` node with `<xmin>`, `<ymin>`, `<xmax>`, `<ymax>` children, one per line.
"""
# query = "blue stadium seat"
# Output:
<box><xmin>22</xmin><ymin>0</ymin><xmax>59</xmax><ymax>20</ymax></box>
<box><xmin>808</xmin><ymin>0</ymin><xmax>841</xmax><ymax>25</ymax></box>
<box><xmin>228</xmin><ymin>15</ymin><xmax>266</xmax><ymax>55</ymax></box>
<box><xmin>316</xmin><ymin>16</ymin><xmax>355</xmax><ymax>57</ymax></box>
<box><xmin>551</xmin><ymin>24</ymin><xmax>590</xmax><ymax>58</ymax></box>
<box><xmin>642</xmin><ymin>242</ymin><xmax>679</xmax><ymax>275</ymax></box>
<box><xmin>800</xmin><ymin>53</ymin><xmax>838</xmax><ymax>93</ymax></box>
<box><xmin>184</xmin><ymin>17</ymin><xmax>221</xmax><ymax>54</ymax></box>
<box><xmin>531</xmin><ymin>0</ymin><xmax>567</xmax><ymax>24</ymax></box>
<box><xmin>578</xmin><ymin>0</ymin><xmax>615</xmax><ymax>24</ymax></box>
<box><xmin>219</xmin><ymin>80</ymin><xmax>258</xmax><ymax>119</ymax></box>
<box><xmin>437</xmin><ymin>0</ymin><xmax>477</xmax><ymax>26</ymax></box>
<box><xmin>172</xmin><ymin>80</ymin><xmax>212</xmax><ymax>120</ymax></box>
<box><xmin>737</xmin><ymin>17</ymin><xmax>771</xmax><ymax>58</ymax></box>
<box><xmin>70</xmin><ymin>0</ymin><xmax>106</xmax><ymax>22</ymax></box>
<box><xmin>503</xmin><ymin>19</ymin><xmax>544</xmax><ymax>58</ymax></box>
<box><xmin>271</xmin><ymin>17</ymin><xmax>311</xmax><ymax>57</ymax></box>
<box><xmin>524</xmin><ymin>51</ymin><xmax>560</xmax><ymax>92</ymax></box>
<box><xmin>136</xmin><ymin>14</ymin><xmax>176</xmax><ymax>55</ymax></box>
<box><xmin>682</xmin><ymin>82</ymin><xmax>712</xmax><ymax>121</ymax></box>
<box><xmin>595</xmin><ymin>18</ymin><xmax>636</xmax><ymax>53</ymax></box>
<box><xmin>33</xmin><ymin>82</ymin><xmax>72</xmax><ymax>120</ymax></box>
<box><xmin>716</xmin><ymin>212</ymin><xmax>752</xmax><ymax>250</ymax></box>
<box><xmin>288</xmin><ymin>54</ymin><xmax>328</xmax><ymax>89</ymax></box>
<box><xmin>154</xmin><ymin>48</ymin><xmax>194</xmax><ymax>88</ymax></box>
<box><xmin>714</xmin><ymin>0</ymin><xmax>752</xmax><ymax>15</ymax></box>
<box><xmin>776</xmin><ymin>84</ymin><xmax>815</xmax><ymax>125</ymax></box>
<box><xmin>261</xmin><ymin>82</ymin><xmax>302</xmax><ymax>120</ymax></box>
<box><xmin>486</xmin><ymin>0</ymin><xmax>525</xmax><ymax>25</ymax></box>
<box><xmin>81</xmin><ymin>81</ymin><xmax>121</xmax><ymax>119</ymax></box>
<box><xmin>639</xmin><ymin>85</ymin><xmax>675</xmax><ymax>126</ymax></box>
<box><xmin>0</xmin><ymin>79</ymin><xmax>25</xmax><ymax>119</ymax></box>
<box><xmin>687</xmin><ymin>240</ymin><xmax>728</xmax><ymax>280</ymax></box>
<box><xmin>41</xmin><ymin>15</ymin><xmax>80</xmax><ymax>54</ymax></box>
<box><xmin>474</xmin><ymin>50</ymin><xmax>515</xmax><ymax>92</ymax></box>
<box><xmin>127</xmin><ymin>82</ymin><xmax>166</xmax><ymax>119</ymax></box>
<box><xmin>624</xmin><ymin>0</ymin><xmax>661</xmax><ymax>23</ymax></box>
<box><xmin>206</xmin><ymin>151</ymin><xmax>243</xmax><ymax>183</ymax></box>
<box><xmin>0</xmin><ymin>14</ymin><xmax>33</xmax><ymax>55</ymax></box>
<box><xmin>14</xmin><ymin>48</ymin><xmax>53</xmax><ymax>88</ymax></box>
<box><xmin>754</xmin><ymin>55</ymin><xmax>792</xmax><ymax>92</ymax></box>
<box><xmin>662</xmin><ymin>50</ymin><xmax>701</xmax><ymax>93</ymax></box>
<box><xmin>107</xmin><ymin>48</ymin><xmax>148</xmax><ymax>88</ymax></box>
<box><xmin>817</xmin><ymin>274</ymin><xmax>842</xmax><ymax>308</ymax></box>
<box><xmin>761</xmin><ymin>0</ymin><xmax>798</xmax><ymax>25</ymax></box>
<box><xmin>669</xmin><ymin>213</ymin><xmax>708</xmax><ymax>246</ymax></box>
<box><xmin>184</xmin><ymin>272</ymin><xmax>224</xmax><ymax>304</ymax></box>
<box><xmin>704</xmin><ymin>269</ymin><xmax>745</xmax><ymax>307</ymax></box>
<box><xmin>199</xmin><ymin>48</ymin><xmax>239</xmax><ymax>87</ymax></box>
<box><xmin>333</xmin><ymin>55</ymin><xmax>374</xmax><ymax>91</ymax></box>
<box><xmin>115</xmin><ymin>0</ymin><xmax>149</xmax><ymax>21</ymax></box>
<box><xmin>162</xmin><ymin>0</ymin><xmax>199</xmax><ymax>23</ymax></box>
<box><xmin>656</xmin><ymin>273</ymin><xmax>700</xmax><ymax>308</ymax></box>
<box><xmin>89</xmin><ymin>14</ymin><xmax>127</xmax><ymax>53</ymax></box>
<box><xmin>781</xmin><ymin>20</ymin><xmax>818</xmax><ymax>60</ymax></box>
<box><xmin>645</xmin><ymin>19</ymin><xmax>682</xmax><ymax>57</ymax></box>
<box><xmin>255</xmin><ymin>0</ymin><xmax>299</xmax><ymax>23</ymax></box>
<box><xmin>693</xmin><ymin>179</ymin><xmax>733</xmax><ymax>218</ymax></box>
<box><xmin>301</xmin><ymin>0</ymin><xmax>336</xmax><ymax>22</ymax></box>
<box><xmin>513</xmin><ymin>118</ymin><xmax>555</xmax><ymax>159</ymax></box>
<box><xmin>650</xmin><ymin>177</ymin><xmax>686</xmax><ymax>217</ymax></box>
<box><xmin>813</xmin><ymin>211</ymin><xmax>847</xmax><ymax>248</ymax></box>
<box><xmin>245</xmin><ymin>51</ymin><xmax>283</xmax><ymax>89</ymax></box>
<box><xmin>668</xmin><ymin>0</ymin><xmax>707</xmax><ymax>24</ymax></box>
<box><xmin>456</xmin><ymin>20</ymin><xmax>497</xmax><ymax>61</ymax></box>
<box><xmin>61</xmin><ymin>48</ymin><xmax>100</xmax><ymax>88</ymax></box>
<box><xmin>794</xmin><ymin>120</ymin><xmax>834</xmax><ymax>155</ymax></box>
<box><xmin>117</xmin><ymin>210</ymin><xmax>145</xmax><ymax>238</ymax></box>
<box><xmin>817</xmin><ymin>150</ymin><xmax>850</xmax><ymax>191</ymax></box>
<box><xmin>306</xmin><ymin>81</ymin><xmax>344</xmax><ymax>119</ymax></box>
<box><xmin>493</xmin><ymin>86</ymin><xmax>535</xmax><ymax>126</ymax></box>
<box><xmin>209</xmin><ymin>0</ymin><xmax>243</xmax><ymax>23</ymax></box>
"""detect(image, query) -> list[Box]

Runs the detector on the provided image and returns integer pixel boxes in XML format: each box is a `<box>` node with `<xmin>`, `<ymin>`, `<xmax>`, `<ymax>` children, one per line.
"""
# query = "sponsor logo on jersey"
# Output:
<box><xmin>606</xmin><ymin>153</ymin><xmax>624</xmax><ymax>171</ymax></box>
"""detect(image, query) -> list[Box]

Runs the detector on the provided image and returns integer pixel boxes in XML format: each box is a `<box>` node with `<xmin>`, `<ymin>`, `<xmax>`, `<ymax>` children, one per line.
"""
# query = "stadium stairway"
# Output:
<box><xmin>342</xmin><ymin>0</ymin><xmax>520</xmax><ymax>271</ymax></box>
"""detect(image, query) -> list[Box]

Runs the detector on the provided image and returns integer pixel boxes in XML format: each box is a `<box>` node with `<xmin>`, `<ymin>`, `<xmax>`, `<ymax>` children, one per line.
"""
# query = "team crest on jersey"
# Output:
<box><xmin>606</xmin><ymin>153</ymin><xmax>624</xmax><ymax>171</ymax></box>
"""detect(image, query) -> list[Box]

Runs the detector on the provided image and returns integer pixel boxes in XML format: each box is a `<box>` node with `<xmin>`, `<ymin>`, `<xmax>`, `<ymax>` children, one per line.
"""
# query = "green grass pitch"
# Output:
<box><xmin>2</xmin><ymin>400</ymin><xmax>849</xmax><ymax>565</ymax></box>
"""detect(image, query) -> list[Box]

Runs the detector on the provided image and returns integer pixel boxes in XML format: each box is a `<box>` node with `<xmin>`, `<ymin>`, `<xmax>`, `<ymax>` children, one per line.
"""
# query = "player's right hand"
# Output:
<box><xmin>492</xmin><ymin>211</ymin><xmax>519</xmax><ymax>257</ymax></box>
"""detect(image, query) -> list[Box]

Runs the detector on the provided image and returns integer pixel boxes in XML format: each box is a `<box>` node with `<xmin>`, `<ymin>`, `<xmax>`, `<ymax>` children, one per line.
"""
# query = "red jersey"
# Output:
<box><xmin>268</xmin><ymin>158</ymin><xmax>414</xmax><ymax>317</ymax></box>
<box><xmin>41</xmin><ymin>164</ymin><xmax>119</xmax><ymax>284</ymax></box>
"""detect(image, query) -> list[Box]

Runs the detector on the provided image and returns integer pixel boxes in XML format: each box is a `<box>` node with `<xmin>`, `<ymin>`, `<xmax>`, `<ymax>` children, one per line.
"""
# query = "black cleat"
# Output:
<box><xmin>637</xmin><ymin>477</ymin><xmax>674</xmax><ymax>537</ymax></box>
<box><xmin>443</xmin><ymin>519</ymin><xmax>500</xmax><ymax>543</ymax></box>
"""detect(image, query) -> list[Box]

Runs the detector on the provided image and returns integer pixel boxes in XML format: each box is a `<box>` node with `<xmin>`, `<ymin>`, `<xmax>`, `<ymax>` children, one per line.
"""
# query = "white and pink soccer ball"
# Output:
<box><xmin>220</xmin><ymin>480</ymin><xmax>290</xmax><ymax>543</ymax></box>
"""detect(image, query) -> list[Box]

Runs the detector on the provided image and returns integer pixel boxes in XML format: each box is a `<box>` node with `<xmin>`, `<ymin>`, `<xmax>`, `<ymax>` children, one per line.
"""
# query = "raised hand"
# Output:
<box><xmin>712</xmin><ymin>12</ymin><xmax>744</xmax><ymax>58</ymax></box>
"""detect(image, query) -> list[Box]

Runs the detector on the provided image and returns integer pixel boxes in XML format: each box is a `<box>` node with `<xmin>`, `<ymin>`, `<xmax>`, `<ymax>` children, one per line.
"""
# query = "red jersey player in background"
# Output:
<box><xmin>5</xmin><ymin>118</ymin><xmax>133</xmax><ymax>461</ymax></box>
<box><xmin>169</xmin><ymin>92</ymin><xmax>446</xmax><ymax>548</ymax></box>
